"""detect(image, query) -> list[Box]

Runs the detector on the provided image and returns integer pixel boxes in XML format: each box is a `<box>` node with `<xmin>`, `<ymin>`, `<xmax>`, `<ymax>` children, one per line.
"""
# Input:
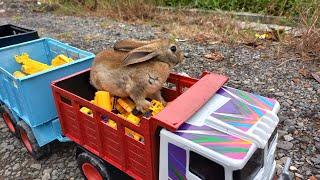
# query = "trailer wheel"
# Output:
<box><xmin>77</xmin><ymin>152</ymin><xmax>110</xmax><ymax>180</ymax></box>
<box><xmin>17</xmin><ymin>121</ymin><xmax>51</xmax><ymax>160</ymax></box>
<box><xmin>1</xmin><ymin>105</ymin><xmax>19</xmax><ymax>136</ymax></box>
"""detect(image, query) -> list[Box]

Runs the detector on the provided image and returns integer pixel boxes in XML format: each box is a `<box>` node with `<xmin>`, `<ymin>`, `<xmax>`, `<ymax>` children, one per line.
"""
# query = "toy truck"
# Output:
<box><xmin>0</xmin><ymin>24</ymin><xmax>39</xmax><ymax>48</ymax></box>
<box><xmin>52</xmin><ymin>70</ymin><xmax>282</xmax><ymax>180</ymax></box>
<box><xmin>0</xmin><ymin>38</ymin><xmax>94</xmax><ymax>159</ymax></box>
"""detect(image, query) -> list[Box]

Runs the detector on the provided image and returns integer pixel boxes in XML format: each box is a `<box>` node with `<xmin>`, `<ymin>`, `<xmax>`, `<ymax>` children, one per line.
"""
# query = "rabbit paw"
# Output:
<box><xmin>136</xmin><ymin>100</ymin><xmax>152</xmax><ymax>112</ymax></box>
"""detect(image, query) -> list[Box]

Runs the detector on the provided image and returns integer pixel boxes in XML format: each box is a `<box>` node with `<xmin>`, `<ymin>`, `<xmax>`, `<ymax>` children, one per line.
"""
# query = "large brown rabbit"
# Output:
<box><xmin>90</xmin><ymin>39</ymin><xmax>184</xmax><ymax>112</ymax></box>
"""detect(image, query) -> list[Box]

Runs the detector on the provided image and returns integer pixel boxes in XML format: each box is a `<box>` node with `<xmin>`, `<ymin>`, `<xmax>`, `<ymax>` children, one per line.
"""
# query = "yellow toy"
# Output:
<box><xmin>118</xmin><ymin>113</ymin><xmax>141</xmax><ymax>126</ymax></box>
<box><xmin>106</xmin><ymin>119</ymin><xmax>117</xmax><ymax>129</ymax></box>
<box><xmin>117</xmin><ymin>98</ymin><xmax>135</xmax><ymax>113</ymax></box>
<box><xmin>125</xmin><ymin>128</ymin><xmax>144</xmax><ymax>142</ymax></box>
<box><xmin>148</xmin><ymin>100</ymin><xmax>165</xmax><ymax>116</ymax></box>
<box><xmin>13</xmin><ymin>71</ymin><xmax>26</xmax><ymax>78</ymax></box>
<box><xmin>80</xmin><ymin>107</ymin><xmax>93</xmax><ymax>117</ymax></box>
<box><xmin>15</xmin><ymin>53</ymin><xmax>52</xmax><ymax>75</ymax></box>
<box><xmin>115</xmin><ymin>103</ymin><xmax>127</xmax><ymax>115</ymax></box>
<box><xmin>94</xmin><ymin>91</ymin><xmax>112</xmax><ymax>111</ymax></box>
<box><xmin>51</xmin><ymin>54</ymin><xmax>73</xmax><ymax>66</ymax></box>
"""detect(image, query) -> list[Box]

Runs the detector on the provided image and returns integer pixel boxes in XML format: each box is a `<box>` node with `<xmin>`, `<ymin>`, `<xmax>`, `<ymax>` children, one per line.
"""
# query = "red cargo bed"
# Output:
<box><xmin>51</xmin><ymin>69</ymin><xmax>228</xmax><ymax>180</ymax></box>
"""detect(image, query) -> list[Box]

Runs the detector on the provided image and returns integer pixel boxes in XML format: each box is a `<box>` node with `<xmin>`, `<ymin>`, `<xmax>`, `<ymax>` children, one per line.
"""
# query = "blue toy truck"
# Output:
<box><xmin>0</xmin><ymin>37</ymin><xmax>94</xmax><ymax>159</ymax></box>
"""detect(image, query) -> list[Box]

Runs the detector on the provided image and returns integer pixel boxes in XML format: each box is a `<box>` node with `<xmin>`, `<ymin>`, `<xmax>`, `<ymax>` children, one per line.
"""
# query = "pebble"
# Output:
<box><xmin>42</xmin><ymin>173</ymin><xmax>51</xmax><ymax>180</ymax></box>
<box><xmin>277</xmin><ymin>141</ymin><xmax>294</xmax><ymax>150</ymax></box>
<box><xmin>275</xmin><ymin>92</ymin><xmax>285</xmax><ymax>96</ymax></box>
<box><xmin>289</xmin><ymin>166</ymin><xmax>297</xmax><ymax>171</ymax></box>
<box><xmin>12</xmin><ymin>164</ymin><xmax>20</xmax><ymax>171</ymax></box>
<box><xmin>284</xmin><ymin>134</ymin><xmax>294</xmax><ymax>141</ymax></box>
<box><xmin>31</xmin><ymin>164</ymin><xmax>42</xmax><ymax>170</ymax></box>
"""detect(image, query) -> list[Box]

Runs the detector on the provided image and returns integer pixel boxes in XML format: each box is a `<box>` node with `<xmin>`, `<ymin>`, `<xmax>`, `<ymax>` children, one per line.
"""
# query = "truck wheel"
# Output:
<box><xmin>17</xmin><ymin>121</ymin><xmax>51</xmax><ymax>160</ymax></box>
<box><xmin>1</xmin><ymin>105</ymin><xmax>19</xmax><ymax>137</ymax></box>
<box><xmin>77</xmin><ymin>152</ymin><xmax>110</xmax><ymax>180</ymax></box>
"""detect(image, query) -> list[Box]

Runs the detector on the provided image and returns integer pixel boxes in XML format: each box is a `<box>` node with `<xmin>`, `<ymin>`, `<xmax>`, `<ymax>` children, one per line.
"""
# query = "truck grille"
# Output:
<box><xmin>233</xmin><ymin>148</ymin><xmax>264</xmax><ymax>180</ymax></box>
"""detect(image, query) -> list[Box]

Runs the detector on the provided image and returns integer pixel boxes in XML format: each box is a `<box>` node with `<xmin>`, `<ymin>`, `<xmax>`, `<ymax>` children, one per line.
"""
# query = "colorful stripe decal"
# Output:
<box><xmin>176</xmin><ymin>124</ymin><xmax>252</xmax><ymax>160</ymax></box>
<box><xmin>168</xmin><ymin>143</ymin><xmax>187</xmax><ymax>180</ymax></box>
<box><xmin>211</xmin><ymin>87</ymin><xmax>276</xmax><ymax>131</ymax></box>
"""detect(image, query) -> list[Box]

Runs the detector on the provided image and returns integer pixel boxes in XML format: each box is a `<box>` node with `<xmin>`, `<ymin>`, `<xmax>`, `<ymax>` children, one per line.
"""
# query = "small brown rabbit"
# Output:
<box><xmin>90</xmin><ymin>39</ymin><xmax>184</xmax><ymax>112</ymax></box>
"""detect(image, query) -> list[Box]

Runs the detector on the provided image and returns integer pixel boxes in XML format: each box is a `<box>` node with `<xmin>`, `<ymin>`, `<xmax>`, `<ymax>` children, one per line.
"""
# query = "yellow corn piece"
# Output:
<box><xmin>94</xmin><ymin>91</ymin><xmax>112</xmax><ymax>111</ymax></box>
<box><xmin>13</xmin><ymin>71</ymin><xmax>26</xmax><ymax>78</ymax></box>
<box><xmin>15</xmin><ymin>53</ymin><xmax>52</xmax><ymax>74</ymax></box>
<box><xmin>80</xmin><ymin>107</ymin><xmax>93</xmax><ymax>117</ymax></box>
<box><xmin>125</xmin><ymin>128</ymin><xmax>144</xmax><ymax>142</ymax></box>
<box><xmin>51</xmin><ymin>54</ymin><xmax>73</xmax><ymax>66</ymax></box>
<box><xmin>106</xmin><ymin>119</ymin><xmax>117</xmax><ymax>129</ymax></box>
<box><xmin>115</xmin><ymin>103</ymin><xmax>127</xmax><ymax>115</ymax></box>
<box><xmin>126</xmin><ymin>113</ymin><xmax>141</xmax><ymax>125</ymax></box>
<box><xmin>117</xmin><ymin>98</ymin><xmax>135</xmax><ymax>113</ymax></box>
<box><xmin>149</xmin><ymin>100</ymin><xmax>165</xmax><ymax>116</ymax></box>
<box><xmin>117</xmin><ymin>112</ymin><xmax>140</xmax><ymax>125</ymax></box>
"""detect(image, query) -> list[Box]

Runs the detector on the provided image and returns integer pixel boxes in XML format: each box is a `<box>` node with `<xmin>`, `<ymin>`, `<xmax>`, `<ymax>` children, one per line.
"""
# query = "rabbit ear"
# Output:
<box><xmin>122</xmin><ymin>50</ymin><xmax>158</xmax><ymax>66</ymax></box>
<box><xmin>114</xmin><ymin>39</ymin><xmax>161</xmax><ymax>52</ymax></box>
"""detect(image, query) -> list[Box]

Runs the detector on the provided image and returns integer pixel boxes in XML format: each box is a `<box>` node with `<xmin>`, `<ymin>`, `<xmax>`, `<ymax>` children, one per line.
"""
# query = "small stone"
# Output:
<box><xmin>315</xmin><ymin>142</ymin><xmax>320</xmax><ymax>151</ymax></box>
<box><xmin>284</xmin><ymin>134</ymin><xmax>294</xmax><ymax>141</ymax></box>
<box><xmin>12</xmin><ymin>164</ymin><xmax>20</xmax><ymax>170</ymax></box>
<box><xmin>4</xmin><ymin>169</ymin><xmax>10</xmax><ymax>176</ymax></box>
<box><xmin>295</xmin><ymin>173</ymin><xmax>303</xmax><ymax>179</ymax></box>
<box><xmin>43</xmin><ymin>168</ymin><xmax>53</xmax><ymax>175</ymax></box>
<box><xmin>284</xmin><ymin>119</ymin><xmax>294</xmax><ymax>127</ymax></box>
<box><xmin>290</xmin><ymin>166</ymin><xmax>298</xmax><ymax>171</ymax></box>
<box><xmin>31</xmin><ymin>163</ymin><xmax>42</xmax><ymax>170</ymax></box>
<box><xmin>311</xmin><ymin>155</ymin><xmax>320</xmax><ymax>164</ymax></box>
<box><xmin>277</xmin><ymin>141</ymin><xmax>294</xmax><ymax>150</ymax></box>
<box><xmin>42</xmin><ymin>173</ymin><xmax>50</xmax><ymax>180</ymax></box>
<box><xmin>52</xmin><ymin>170</ymin><xmax>58</xmax><ymax>176</ymax></box>
<box><xmin>297</xmin><ymin>122</ymin><xmax>304</xmax><ymax>127</ymax></box>
<box><xmin>275</xmin><ymin>92</ymin><xmax>285</xmax><ymax>96</ymax></box>
<box><xmin>278</xmin><ymin>130</ymin><xmax>287</xmax><ymax>138</ymax></box>
<box><xmin>0</xmin><ymin>9</ymin><xmax>5</xmax><ymax>13</ymax></box>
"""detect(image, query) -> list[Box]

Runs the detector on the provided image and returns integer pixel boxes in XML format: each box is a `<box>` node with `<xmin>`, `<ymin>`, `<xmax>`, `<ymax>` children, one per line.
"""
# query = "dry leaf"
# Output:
<box><xmin>311</xmin><ymin>71</ymin><xmax>320</xmax><ymax>83</ymax></box>
<box><xmin>298</xmin><ymin>68</ymin><xmax>310</xmax><ymax>77</ymax></box>
<box><xmin>308</xmin><ymin>176</ymin><xmax>317</xmax><ymax>180</ymax></box>
<box><xmin>193</xmin><ymin>33</ymin><xmax>211</xmax><ymax>43</ymax></box>
<box><xmin>204</xmin><ymin>51</ymin><xmax>224</xmax><ymax>61</ymax></box>
<box><xmin>243</xmin><ymin>41</ymin><xmax>262</xmax><ymax>48</ymax></box>
<box><xmin>292</xmin><ymin>78</ymin><xmax>300</xmax><ymax>84</ymax></box>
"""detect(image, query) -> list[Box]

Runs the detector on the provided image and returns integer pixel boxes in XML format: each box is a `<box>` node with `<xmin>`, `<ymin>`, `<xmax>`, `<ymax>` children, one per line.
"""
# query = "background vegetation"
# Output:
<box><xmin>158</xmin><ymin>0</ymin><xmax>318</xmax><ymax>17</ymax></box>
<box><xmin>42</xmin><ymin>0</ymin><xmax>319</xmax><ymax>60</ymax></box>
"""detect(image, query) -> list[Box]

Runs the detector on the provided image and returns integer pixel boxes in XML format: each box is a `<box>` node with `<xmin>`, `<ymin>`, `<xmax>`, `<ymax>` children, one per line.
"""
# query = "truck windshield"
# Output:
<box><xmin>233</xmin><ymin>148</ymin><xmax>264</xmax><ymax>180</ymax></box>
<box><xmin>189</xmin><ymin>151</ymin><xmax>225</xmax><ymax>180</ymax></box>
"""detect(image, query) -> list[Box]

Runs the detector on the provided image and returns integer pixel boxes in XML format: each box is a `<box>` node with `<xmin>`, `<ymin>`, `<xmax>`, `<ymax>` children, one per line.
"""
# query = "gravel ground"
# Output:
<box><xmin>0</xmin><ymin>0</ymin><xmax>320</xmax><ymax>179</ymax></box>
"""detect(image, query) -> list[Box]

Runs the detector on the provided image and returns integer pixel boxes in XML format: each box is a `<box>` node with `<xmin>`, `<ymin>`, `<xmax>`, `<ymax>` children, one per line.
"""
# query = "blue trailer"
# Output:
<box><xmin>0</xmin><ymin>38</ymin><xmax>95</xmax><ymax>159</ymax></box>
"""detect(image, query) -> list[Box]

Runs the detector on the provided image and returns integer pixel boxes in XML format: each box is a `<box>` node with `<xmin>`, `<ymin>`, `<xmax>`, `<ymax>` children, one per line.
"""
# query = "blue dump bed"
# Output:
<box><xmin>0</xmin><ymin>38</ymin><xmax>94</xmax><ymax>145</ymax></box>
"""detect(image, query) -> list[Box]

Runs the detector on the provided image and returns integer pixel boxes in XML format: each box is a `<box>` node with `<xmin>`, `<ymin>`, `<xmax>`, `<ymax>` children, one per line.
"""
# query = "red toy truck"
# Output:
<box><xmin>51</xmin><ymin>69</ymin><xmax>286</xmax><ymax>180</ymax></box>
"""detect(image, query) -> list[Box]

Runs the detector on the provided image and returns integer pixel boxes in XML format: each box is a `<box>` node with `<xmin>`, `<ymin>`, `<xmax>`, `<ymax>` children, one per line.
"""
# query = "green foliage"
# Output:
<box><xmin>157</xmin><ymin>0</ymin><xmax>318</xmax><ymax>17</ymax></box>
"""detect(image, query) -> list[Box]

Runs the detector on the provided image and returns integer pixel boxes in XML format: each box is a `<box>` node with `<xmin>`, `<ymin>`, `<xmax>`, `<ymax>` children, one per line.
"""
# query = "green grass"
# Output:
<box><xmin>157</xmin><ymin>0</ymin><xmax>319</xmax><ymax>17</ymax></box>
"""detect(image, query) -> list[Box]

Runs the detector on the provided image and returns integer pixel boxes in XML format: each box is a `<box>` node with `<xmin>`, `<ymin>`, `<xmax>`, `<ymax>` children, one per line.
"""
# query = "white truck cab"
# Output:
<box><xmin>159</xmin><ymin>86</ymin><xmax>280</xmax><ymax>180</ymax></box>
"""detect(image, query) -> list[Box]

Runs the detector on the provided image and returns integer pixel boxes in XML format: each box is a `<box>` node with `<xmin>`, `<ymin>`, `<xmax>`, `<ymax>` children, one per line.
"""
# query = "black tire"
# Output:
<box><xmin>1</xmin><ymin>105</ymin><xmax>19</xmax><ymax>137</ymax></box>
<box><xmin>17</xmin><ymin>121</ymin><xmax>51</xmax><ymax>160</ymax></box>
<box><xmin>77</xmin><ymin>152</ymin><xmax>110</xmax><ymax>180</ymax></box>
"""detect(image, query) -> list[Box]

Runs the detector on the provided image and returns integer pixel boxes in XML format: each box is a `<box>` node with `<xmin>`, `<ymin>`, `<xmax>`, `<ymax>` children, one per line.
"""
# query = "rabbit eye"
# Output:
<box><xmin>170</xmin><ymin>45</ymin><xmax>177</xmax><ymax>52</ymax></box>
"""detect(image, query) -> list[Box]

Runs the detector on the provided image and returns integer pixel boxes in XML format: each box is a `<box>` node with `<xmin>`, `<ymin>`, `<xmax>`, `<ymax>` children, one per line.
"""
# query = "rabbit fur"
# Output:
<box><xmin>90</xmin><ymin>39</ymin><xmax>184</xmax><ymax>112</ymax></box>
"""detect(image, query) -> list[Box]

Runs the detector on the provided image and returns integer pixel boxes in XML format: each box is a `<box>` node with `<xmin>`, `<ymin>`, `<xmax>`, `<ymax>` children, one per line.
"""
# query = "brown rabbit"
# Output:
<box><xmin>90</xmin><ymin>39</ymin><xmax>184</xmax><ymax>112</ymax></box>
